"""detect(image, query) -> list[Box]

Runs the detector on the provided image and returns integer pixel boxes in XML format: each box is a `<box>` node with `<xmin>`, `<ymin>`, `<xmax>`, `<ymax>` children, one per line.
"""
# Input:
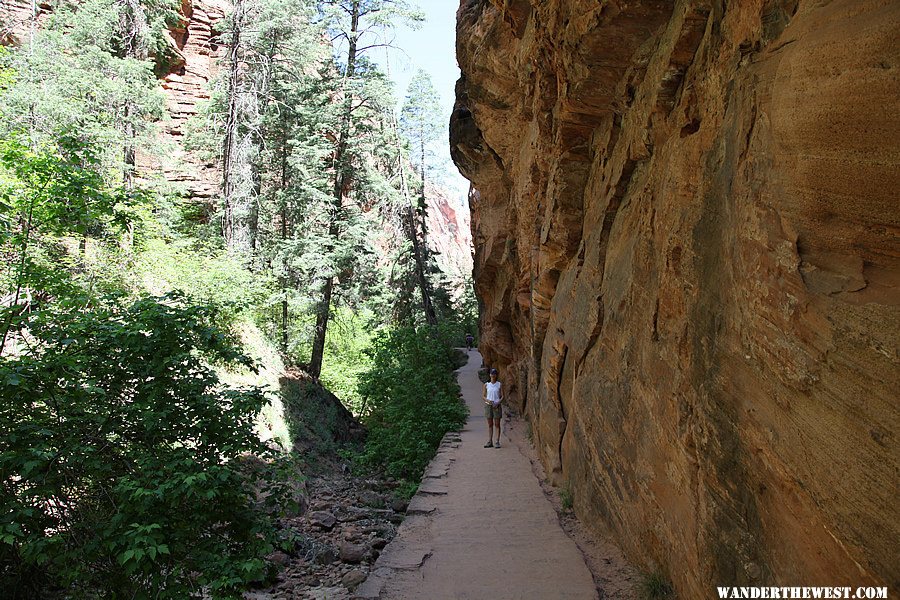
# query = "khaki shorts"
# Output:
<box><xmin>484</xmin><ymin>403</ymin><xmax>502</xmax><ymax>420</ymax></box>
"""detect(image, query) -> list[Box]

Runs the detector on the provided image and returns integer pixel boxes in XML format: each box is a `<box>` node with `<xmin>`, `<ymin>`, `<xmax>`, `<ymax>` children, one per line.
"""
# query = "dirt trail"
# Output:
<box><xmin>356</xmin><ymin>351</ymin><xmax>599</xmax><ymax>600</ymax></box>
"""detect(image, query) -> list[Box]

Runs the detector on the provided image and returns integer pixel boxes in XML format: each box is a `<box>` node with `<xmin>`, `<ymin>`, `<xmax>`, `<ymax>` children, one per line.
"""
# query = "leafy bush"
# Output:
<box><xmin>358</xmin><ymin>325</ymin><xmax>468</xmax><ymax>480</ymax></box>
<box><xmin>639</xmin><ymin>571</ymin><xmax>675</xmax><ymax>600</ymax></box>
<box><xmin>0</xmin><ymin>134</ymin><xmax>142</xmax><ymax>353</ymax></box>
<box><xmin>135</xmin><ymin>238</ymin><xmax>274</xmax><ymax>327</ymax></box>
<box><xmin>319</xmin><ymin>307</ymin><xmax>375</xmax><ymax>413</ymax></box>
<box><xmin>0</xmin><ymin>295</ymin><xmax>279</xmax><ymax>598</ymax></box>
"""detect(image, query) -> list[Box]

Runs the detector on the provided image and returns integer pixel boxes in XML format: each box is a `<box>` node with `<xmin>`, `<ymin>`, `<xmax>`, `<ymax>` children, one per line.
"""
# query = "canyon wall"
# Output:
<box><xmin>425</xmin><ymin>182</ymin><xmax>474</xmax><ymax>296</ymax></box>
<box><xmin>451</xmin><ymin>0</ymin><xmax>899</xmax><ymax>596</ymax></box>
<box><xmin>144</xmin><ymin>0</ymin><xmax>228</xmax><ymax>201</ymax></box>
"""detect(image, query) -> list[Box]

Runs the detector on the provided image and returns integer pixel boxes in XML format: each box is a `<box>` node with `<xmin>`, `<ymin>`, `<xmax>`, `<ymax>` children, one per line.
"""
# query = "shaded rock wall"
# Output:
<box><xmin>451</xmin><ymin>0</ymin><xmax>899</xmax><ymax>596</ymax></box>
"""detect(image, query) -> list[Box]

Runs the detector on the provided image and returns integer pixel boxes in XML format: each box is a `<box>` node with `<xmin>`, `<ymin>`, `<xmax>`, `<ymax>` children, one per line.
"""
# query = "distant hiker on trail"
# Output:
<box><xmin>465</xmin><ymin>333</ymin><xmax>474</xmax><ymax>351</ymax></box>
<box><xmin>483</xmin><ymin>368</ymin><xmax>503</xmax><ymax>448</ymax></box>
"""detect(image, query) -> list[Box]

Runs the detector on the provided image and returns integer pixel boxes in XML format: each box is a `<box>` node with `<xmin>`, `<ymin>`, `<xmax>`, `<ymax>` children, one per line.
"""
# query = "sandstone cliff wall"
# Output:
<box><xmin>146</xmin><ymin>0</ymin><xmax>228</xmax><ymax>201</ymax></box>
<box><xmin>425</xmin><ymin>182</ymin><xmax>474</xmax><ymax>295</ymax></box>
<box><xmin>0</xmin><ymin>0</ymin><xmax>49</xmax><ymax>45</ymax></box>
<box><xmin>451</xmin><ymin>0</ymin><xmax>899</xmax><ymax>596</ymax></box>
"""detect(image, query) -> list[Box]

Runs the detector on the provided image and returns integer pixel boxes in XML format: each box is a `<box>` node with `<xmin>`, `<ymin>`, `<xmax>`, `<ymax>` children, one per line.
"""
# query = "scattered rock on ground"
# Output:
<box><xmin>338</xmin><ymin>542</ymin><xmax>367</xmax><ymax>564</ymax></box>
<box><xmin>245</xmin><ymin>474</ymin><xmax>402</xmax><ymax>600</ymax></box>
<box><xmin>308</xmin><ymin>511</ymin><xmax>337</xmax><ymax>531</ymax></box>
<box><xmin>314</xmin><ymin>545</ymin><xmax>338</xmax><ymax>565</ymax></box>
<box><xmin>341</xmin><ymin>569</ymin><xmax>367</xmax><ymax>590</ymax></box>
<box><xmin>303</xmin><ymin>586</ymin><xmax>348</xmax><ymax>600</ymax></box>
<box><xmin>357</xmin><ymin>490</ymin><xmax>384</xmax><ymax>508</ymax></box>
<box><xmin>370</xmin><ymin>537</ymin><xmax>388</xmax><ymax>550</ymax></box>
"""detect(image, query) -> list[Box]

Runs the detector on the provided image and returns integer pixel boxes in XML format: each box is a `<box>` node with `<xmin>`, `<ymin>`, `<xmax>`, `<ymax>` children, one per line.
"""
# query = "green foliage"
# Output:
<box><xmin>0</xmin><ymin>135</ymin><xmax>132</xmax><ymax>240</ymax></box>
<box><xmin>639</xmin><ymin>572</ymin><xmax>676</xmax><ymax>600</ymax></box>
<box><xmin>0</xmin><ymin>135</ymin><xmax>145</xmax><ymax>353</ymax></box>
<box><xmin>0</xmin><ymin>295</ymin><xmax>280</xmax><ymax>597</ymax></box>
<box><xmin>0</xmin><ymin>1</ymin><xmax>488</xmax><ymax>598</ymax></box>
<box><xmin>400</xmin><ymin>69</ymin><xmax>444</xmax><ymax>181</ymax></box>
<box><xmin>319</xmin><ymin>307</ymin><xmax>376</xmax><ymax>412</ymax></box>
<box><xmin>394</xmin><ymin>480</ymin><xmax>419</xmax><ymax>502</ymax></box>
<box><xmin>0</xmin><ymin>23</ymin><xmax>164</xmax><ymax>173</ymax></box>
<box><xmin>560</xmin><ymin>485</ymin><xmax>573</xmax><ymax>511</ymax></box>
<box><xmin>359</xmin><ymin>325</ymin><xmax>468</xmax><ymax>480</ymax></box>
<box><xmin>136</xmin><ymin>238</ymin><xmax>275</xmax><ymax>326</ymax></box>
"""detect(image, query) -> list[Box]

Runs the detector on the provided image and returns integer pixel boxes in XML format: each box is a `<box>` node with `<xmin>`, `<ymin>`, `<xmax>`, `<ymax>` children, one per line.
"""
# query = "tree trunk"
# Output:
<box><xmin>120</xmin><ymin>0</ymin><xmax>146</xmax><ymax>250</ymax></box>
<box><xmin>392</xmin><ymin>118</ymin><xmax>436</xmax><ymax>325</ymax></box>
<box><xmin>222</xmin><ymin>0</ymin><xmax>243</xmax><ymax>249</ymax></box>
<box><xmin>309</xmin><ymin>274</ymin><xmax>334</xmax><ymax>378</ymax></box>
<box><xmin>248</xmin><ymin>33</ymin><xmax>279</xmax><ymax>259</ymax></box>
<box><xmin>279</xmin><ymin>132</ymin><xmax>290</xmax><ymax>355</ymax></box>
<box><xmin>249</xmin><ymin>157</ymin><xmax>261</xmax><ymax>254</ymax></box>
<box><xmin>408</xmin><ymin>204</ymin><xmax>437</xmax><ymax>325</ymax></box>
<box><xmin>419</xmin><ymin>138</ymin><xmax>430</xmax><ymax>266</ymax></box>
<box><xmin>308</xmin><ymin>0</ymin><xmax>360</xmax><ymax>377</ymax></box>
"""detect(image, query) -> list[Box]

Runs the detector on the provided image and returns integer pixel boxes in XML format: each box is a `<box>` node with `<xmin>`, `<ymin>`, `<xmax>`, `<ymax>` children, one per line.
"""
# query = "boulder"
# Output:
<box><xmin>341</xmin><ymin>569</ymin><xmax>367</xmax><ymax>590</ymax></box>
<box><xmin>338</xmin><ymin>542</ymin><xmax>367</xmax><ymax>564</ymax></box>
<box><xmin>308</xmin><ymin>511</ymin><xmax>336</xmax><ymax>531</ymax></box>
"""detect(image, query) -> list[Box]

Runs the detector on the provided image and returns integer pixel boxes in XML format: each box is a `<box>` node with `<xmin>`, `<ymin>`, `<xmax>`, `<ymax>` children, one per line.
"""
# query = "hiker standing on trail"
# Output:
<box><xmin>483</xmin><ymin>368</ymin><xmax>503</xmax><ymax>448</ymax></box>
<box><xmin>465</xmin><ymin>333</ymin><xmax>474</xmax><ymax>351</ymax></box>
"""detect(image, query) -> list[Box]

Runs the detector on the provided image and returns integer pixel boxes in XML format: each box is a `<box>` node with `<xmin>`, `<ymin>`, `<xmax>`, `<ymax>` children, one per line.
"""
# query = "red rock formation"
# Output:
<box><xmin>140</xmin><ymin>0</ymin><xmax>228</xmax><ymax>201</ymax></box>
<box><xmin>0</xmin><ymin>0</ymin><xmax>50</xmax><ymax>46</ymax></box>
<box><xmin>425</xmin><ymin>181</ymin><xmax>473</xmax><ymax>295</ymax></box>
<box><xmin>1</xmin><ymin>0</ymin><xmax>226</xmax><ymax>199</ymax></box>
<box><xmin>451</xmin><ymin>0</ymin><xmax>899</xmax><ymax>596</ymax></box>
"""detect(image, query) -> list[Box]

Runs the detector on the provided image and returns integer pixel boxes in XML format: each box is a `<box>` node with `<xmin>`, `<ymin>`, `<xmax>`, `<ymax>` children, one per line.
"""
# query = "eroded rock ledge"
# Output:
<box><xmin>451</xmin><ymin>0</ymin><xmax>899</xmax><ymax>596</ymax></box>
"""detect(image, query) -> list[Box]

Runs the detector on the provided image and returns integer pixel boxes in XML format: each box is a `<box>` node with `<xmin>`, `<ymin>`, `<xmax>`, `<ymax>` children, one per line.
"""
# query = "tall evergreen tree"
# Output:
<box><xmin>397</xmin><ymin>69</ymin><xmax>443</xmax><ymax>325</ymax></box>
<box><xmin>306</xmin><ymin>0</ymin><xmax>423</xmax><ymax>377</ymax></box>
<box><xmin>400</xmin><ymin>69</ymin><xmax>442</xmax><ymax>189</ymax></box>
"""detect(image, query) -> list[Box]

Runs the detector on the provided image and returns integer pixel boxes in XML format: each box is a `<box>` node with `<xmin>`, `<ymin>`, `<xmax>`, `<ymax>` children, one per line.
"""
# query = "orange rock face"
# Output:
<box><xmin>140</xmin><ymin>0</ymin><xmax>228</xmax><ymax>201</ymax></box>
<box><xmin>425</xmin><ymin>182</ymin><xmax>473</xmax><ymax>295</ymax></box>
<box><xmin>451</xmin><ymin>0</ymin><xmax>899</xmax><ymax>596</ymax></box>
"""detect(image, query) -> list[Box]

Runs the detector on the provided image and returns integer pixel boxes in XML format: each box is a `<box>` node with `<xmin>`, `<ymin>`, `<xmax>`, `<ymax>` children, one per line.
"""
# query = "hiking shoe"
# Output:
<box><xmin>494</xmin><ymin>441</ymin><xmax>501</xmax><ymax>448</ymax></box>
<box><xmin>484</xmin><ymin>441</ymin><xmax>493</xmax><ymax>448</ymax></box>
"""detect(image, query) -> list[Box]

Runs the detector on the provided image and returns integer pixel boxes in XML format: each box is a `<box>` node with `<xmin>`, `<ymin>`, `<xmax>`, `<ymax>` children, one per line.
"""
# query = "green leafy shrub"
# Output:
<box><xmin>0</xmin><ymin>134</ymin><xmax>142</xmax><ymax>353</ymax></box>
<box><xmin>358</xmin><ymin>325</ymin><xmax>468</xmax><ymax>481</ymax></box>
<box><xmin>319</xmin><ymin>307</ymin><xmax>376</xmax><ymax>413</ymax></box>
<box><xmin>639</xmin><ymin>571</ymin><xmax>675</xmax><ymax>600</ymax></box>
<box><xmin>560</xmin><ymin>485</ymin><xmax>573</xmax><ymax>511</ymax></box>
<box><xmin>394</xmin><ymin>480</ymin><xmax>419</xmax><ymax>502</ymax></box>
<box><xmin>0</xmin><ymin>294</ymin><xmax>279</xmax><ymax>598</ymax></box>
<box><xmin>135</xmin><ymin>238</ymin><xmax>274</xmax><ymax>327</ymax></box>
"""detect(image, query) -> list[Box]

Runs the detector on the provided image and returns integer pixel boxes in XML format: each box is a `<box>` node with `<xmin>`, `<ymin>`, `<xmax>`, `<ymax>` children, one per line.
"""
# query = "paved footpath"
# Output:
<box><xmin>356</xmin><ymin>350</ymin><xmax>597</xmax><ymax>600</ymax></box>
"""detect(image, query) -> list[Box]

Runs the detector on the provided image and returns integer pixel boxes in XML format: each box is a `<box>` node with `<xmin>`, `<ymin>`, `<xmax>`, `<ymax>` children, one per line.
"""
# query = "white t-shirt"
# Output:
<box><xmin>485</xmin><ymin>381</ymin><xmax>502</xmax><ymax>405</ymax></box>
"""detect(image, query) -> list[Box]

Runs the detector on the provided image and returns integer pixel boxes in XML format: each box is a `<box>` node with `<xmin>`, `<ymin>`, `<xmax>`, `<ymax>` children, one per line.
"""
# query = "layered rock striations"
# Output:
<box><xmin>451</xmin><ymin>0</ymin><xmax>899</xmax><ymax>596</ymax></box>
<box><xmin>143</xmin><ymin>0</ymin><xmax>229</xmax><ymax>201</ymax></box>
<box><xmin>0</xmin><ymin>0</ymin><xmax>50</xmax><ymax>45</ymax></box>
<box><xmin>425</xmin><ymin>181</ymin><xmax>474</xmax><ymax>296</ymax></box>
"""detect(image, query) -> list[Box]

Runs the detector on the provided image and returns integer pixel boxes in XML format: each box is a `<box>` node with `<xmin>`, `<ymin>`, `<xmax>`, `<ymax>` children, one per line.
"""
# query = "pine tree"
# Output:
<box><xmin>398</xmin><ymin>69</ymin><xmax>443</xmax><ymax>325</ymax></box>
<box><xmin>307</xmin><ymin>0</ymin><xmax>423</xmax><ymax>377</ymax></box>
<box><xmin>400</xmin><ymin>69</ymin><xmax>443</xmax><ymax>190</ymax></box>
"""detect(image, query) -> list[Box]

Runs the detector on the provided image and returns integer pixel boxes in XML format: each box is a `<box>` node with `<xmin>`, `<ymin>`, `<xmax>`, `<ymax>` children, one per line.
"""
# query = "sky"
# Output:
<box><xmin>371</xmin><ymin>1</ymin><xmax>470</xmax><ymax>203</ymax></box>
